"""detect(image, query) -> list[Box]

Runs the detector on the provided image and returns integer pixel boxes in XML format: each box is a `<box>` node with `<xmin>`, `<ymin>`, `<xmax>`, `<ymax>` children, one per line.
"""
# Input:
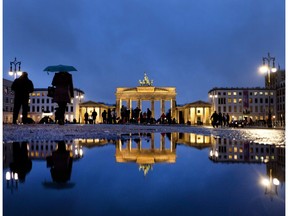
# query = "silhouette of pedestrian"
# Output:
<box><xmin>107</xmin><ymin>108</ymin><xmax>112</xmax><ymax>124</ymax></box>
<box><xmin>102</xmin><ymin>110</ymin><xmax>107</xmax><ymax>123</ymax></box>
<box><xmin>52</xmin><ymin>71</ymin><xmax>74</xmax><ymax>125</ymax></box>
<box><xmin>92</xmin><ymin>109</ymin><xmax>97</xmax><ymax>124</ymax></box>
<box><xmin>11</xmin><ymin>72</ymin><xmax>34</xmax><ymax>124</ymax></box>
<box><xmin>47</xmin><ymin>141</ymin><xmax>73</xmax><ymax>183</ymax></box>
<box><xmin>210</xmin><ymin>111</ymin><xmax>219</xmax><ymax>128</ymax></box>
<box><xmin>147</xmin><ymin>108</ymin><xmax>152</xmax><ymax>124</ymax></box>
<box><xmin>9</xmin><ymin>142</ymin><xmax>32</xmax><ymax>182</ymax></box>
<box><xmin>226</xmin><ymin>113</ymin><xmax>230</xmax><ymax>126</ymax></box>
<box><xmin>84</xmin><ymin>111</ymin><xmax>89</xmax><ymax>124</ymax></box>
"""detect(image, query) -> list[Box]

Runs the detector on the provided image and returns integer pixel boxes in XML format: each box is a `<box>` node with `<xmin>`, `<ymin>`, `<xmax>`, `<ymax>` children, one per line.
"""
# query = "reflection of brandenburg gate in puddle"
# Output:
<box><xmin>115</xmin><ymin>133</ymin><xmax>176</xmax><ymax>175</ymax></box>
<box><xmin>115</xmin><ymin>133</ymin><xmax>213</xmax><ymax>175</ymax></box>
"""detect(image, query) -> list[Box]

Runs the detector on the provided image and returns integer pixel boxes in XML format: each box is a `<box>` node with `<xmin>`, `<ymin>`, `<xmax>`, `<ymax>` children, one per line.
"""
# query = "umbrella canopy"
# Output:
<box><xmin>44</xmin><ymin>65</ymin><xmax>77</xmax><ymax>72</ymax></box>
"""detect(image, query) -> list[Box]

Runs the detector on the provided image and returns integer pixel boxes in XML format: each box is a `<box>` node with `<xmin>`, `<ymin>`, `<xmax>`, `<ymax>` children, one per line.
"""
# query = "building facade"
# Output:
<box><xmin>29</xmin><ymin>88</ymin><xmax>85</xmax><ymax>123</ymax></box>
<box><xmin>273</xmin><ymin>70</ymin><xmax>285</xmax><ymax>126</ymax></box>
<box><xmin>176</xmin><ymin>100</ymin><xmax>212</xmax><ymax>125</ymax></box>
<box><xmin>3</xmin><ymin>79</ymin><xmax>14</xmax><ymax>123</ymax></box>
<box><xmin>208</xmin><ymin>87</ymin><xmax>277</xmax><ymax>125</ymax></box>
<box><xmin>3</xmin><ymin>84</ymin><xmax>85</xmax><ymax>124</ymax></box>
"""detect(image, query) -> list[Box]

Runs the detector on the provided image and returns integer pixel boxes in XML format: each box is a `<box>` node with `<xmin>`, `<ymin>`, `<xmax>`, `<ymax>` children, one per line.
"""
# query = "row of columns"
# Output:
<box><xmin>117</xmin><ymin>134</ymin><xmax>175</xmax><ymax>152</ymax></box>
<box><xmin>189</xmin><ymin>107</ymin><xmax>210</xmax><ymax>124</ymax></box>
<box><xmin>116</xmin><ymin>98</ymin><xmax>176</xmax><ymax>119</ymax></box>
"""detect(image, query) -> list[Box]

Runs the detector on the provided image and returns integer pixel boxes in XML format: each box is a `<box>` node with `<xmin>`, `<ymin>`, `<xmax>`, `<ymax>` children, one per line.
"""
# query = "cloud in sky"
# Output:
<box><xmin>3</xmin><ymin>0</ymin><xmax>285</xmax><ymax>104</ymax></box>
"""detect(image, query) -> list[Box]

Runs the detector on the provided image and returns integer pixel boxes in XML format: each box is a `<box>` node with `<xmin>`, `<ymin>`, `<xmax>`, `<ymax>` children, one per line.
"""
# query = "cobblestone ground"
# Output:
<box><xmin>2</xmin><ymin>124</ymin><xmax>285</xmax><ymax>145</ymax></box>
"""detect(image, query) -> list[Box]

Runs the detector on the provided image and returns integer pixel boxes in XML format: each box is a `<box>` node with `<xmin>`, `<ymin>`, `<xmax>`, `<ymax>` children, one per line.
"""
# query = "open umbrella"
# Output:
<box><xmin>44</xmin><ymin>64</ymin><xmax>77</xmax><ymax>72</ymax></box>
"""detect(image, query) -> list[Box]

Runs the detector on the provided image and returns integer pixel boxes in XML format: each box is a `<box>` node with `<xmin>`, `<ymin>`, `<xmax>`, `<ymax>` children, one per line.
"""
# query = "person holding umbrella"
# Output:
<box><xmin>51</xmin><ymin>71</ymin><xmax>74</xmax><ymax>125</ymax></box>
<box><xmin>44</xmin><ymin>65</ymin><xmax>76</xmax><ymax>125</ymax></box>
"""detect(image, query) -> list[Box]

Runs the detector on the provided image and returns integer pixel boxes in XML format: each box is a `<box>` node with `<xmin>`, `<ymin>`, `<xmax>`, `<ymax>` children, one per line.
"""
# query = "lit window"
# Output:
<box><xmin>254</xmin><ymin>92</ymin><xmax>258</xmax><ymax>95</ymax></box>
<box><xmin>234</xmin><ymin>155</ymin><xmax>237</xmax><ymax>160</ymax></box>
<box><xmin>234</xmin><ymin>147</ymin><xmax>238</xmax><ymax>152</ymax></box>
<box><xmin>229</xmin><ymin>155</ymin><xmax>233</xmax><ymax>159</ymax></box>
<box><xmin>239</xmin><ymin>147</ymin><xmax>243</xmax><ymax>153</ymax></box>
<box><xmin>233</xmin><ymin>92</ymin><xmax>237</xmax><ymax>95</ymax></box>
<box><xmin>37</xmin><ymin>93</ymin><xmax>40</xmax><ymax>96</ymax></box>
<box><xmin>228</xmin><ymin>98</ymin><xmax>232</xmax><ymax>103</ymax></box>
<box><xmin>233</xmin><ymin>99</ymin><xmax>237</xmax><ymax>103</ymax></box>
<box><xmin>239</xmin><ymin>99</ymin><xmax>242</xmax><ymax>103</ymax></box>
<box><xmin>228</xmin><ymin>92</ymin><xmax>232</xmax><ymax>96</ymax></box>
<box><xmin>260</xmin><ymin>92</ymin><xmax>263</xmax><ymax>95</ymax></box>
<box><xmin>265</xmin><ymin>92</ymin><xmax>268</xmax><ymax>95</ymax></box>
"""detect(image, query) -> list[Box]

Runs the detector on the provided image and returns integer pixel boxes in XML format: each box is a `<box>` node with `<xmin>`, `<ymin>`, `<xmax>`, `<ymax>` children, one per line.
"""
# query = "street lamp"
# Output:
<box><xmin>261</xmin><ymin>169</ymin><xmax>280</xmax><ymax>200</ymax></box>
<box><xmin>209</xmin><ymin>93</ymin><xmax>218</xmax><ymax>113</ymax></box>
<box><xmin>5</xmin><ymin>171</ymin><xmax>19</xmax><ymax>193</ymax></box>
<box><xmin>259</xmin><ymin>52</ymin><xmax>277</xmax><ymax>128</ymax></box>
<box><xmin>8</xmin><ymin>57</ymin><xmax>22</xmax><ymax>80</ymax></box>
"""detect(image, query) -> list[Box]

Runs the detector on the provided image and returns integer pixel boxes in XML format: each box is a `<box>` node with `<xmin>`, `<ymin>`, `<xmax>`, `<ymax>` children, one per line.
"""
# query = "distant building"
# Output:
<box><xmin>208</xmin><ymin>87</ymin><xmax>276</xmax><ymax>124</ymax></box>
<box><xmin>79</xmin><ymin>100</ymin><xmax>115</xmax><ymax>124</ymax></box>
<box><xmin>176</xmin><ymin>100</ymin><xmax>212</xmax><ymax>125</ymax></box>
<box><xmin>3</xmin><ymin>79</ymin><xmax>14</xmax><ymax>123</ymax></box>
<box><xmin>29</xmin><ymin>88</ymin><xmax>85</xmax><ymax>123</ymax></box>
<box><xmin>208</xmin><ymin>69</ymin><xmax>285</xmax><ymax>126</ymax></box>
<box><xmin>274</xmin><ymin>70</ymin><xmax>285</xmax><ymax>126</ymax></box>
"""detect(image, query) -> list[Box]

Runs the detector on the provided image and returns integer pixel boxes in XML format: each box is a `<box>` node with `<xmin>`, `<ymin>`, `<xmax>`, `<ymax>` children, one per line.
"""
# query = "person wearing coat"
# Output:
<box><xmin>52</xmin><ymin>71</ymin><xmax>74</xmax><ymax>125</ymax></box>
<box><xmin>11</xmin><ymin>72</ymin><xmax>34</xmax><ymax>124</ymax></box>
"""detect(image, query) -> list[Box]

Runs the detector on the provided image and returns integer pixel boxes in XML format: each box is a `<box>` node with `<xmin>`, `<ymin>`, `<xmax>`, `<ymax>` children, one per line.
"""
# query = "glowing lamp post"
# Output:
<box><xmin>8</xmin><ymin>58</ymin><xmax>22</xmax><ymax>80</ymax></box>
<box><xmin>259</xmin><ymin>53</ymin><xmax>277</xmax><ymax>128</ymax></box>
<box><xmin>261</xmin><ymin>169</ymin><xmax>280</xmax><ymax>200</ymax></box>
<box><xmin>5</xmin><ymin>171</ymin><xmax>19</xmax><ymax>192</ymax></box>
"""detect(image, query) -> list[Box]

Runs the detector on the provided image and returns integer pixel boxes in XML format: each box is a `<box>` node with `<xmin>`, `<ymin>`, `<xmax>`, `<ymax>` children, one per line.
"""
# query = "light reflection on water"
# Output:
<box><xmin>3</xmin><ymin>133</ymin><xmax>285</xmax><ymax>216</ymax></box>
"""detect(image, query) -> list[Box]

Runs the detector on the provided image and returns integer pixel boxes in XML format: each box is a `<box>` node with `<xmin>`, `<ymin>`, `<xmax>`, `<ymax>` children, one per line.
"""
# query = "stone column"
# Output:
<box><xmin>171</xmin><ymin>99</ymin><xmax>176</xmax><ymax>119</ymax></box>
<box><xmin>160</xmin><ymin>134</ymin><xmax>165</xmax><ymax>150</ymax></box>
<box><xmin>116</xmin><ymin>99</ymin><xmax>121</xmax><ymax>119</ymax></box>
<box><xmin>138</xmin><ymin>99</ymin><xmax>142</xmax><ymax>112</ymax></box>
<box><xmin>151</xmin><ymin>133</ymin><xmax>155</xmax><ymax>150</ymax></box>
<box><xmin>203</xmin><ymin>107</ymin><xmax>206</xmax><ymax>124</ymax></box>
<box><xmin>161</xmin><ymin>100</ymin><xmax>165</xmax><ymax>115</ymax></box>
<box><xmin>151</xmin><ymin>100</ymin><xmax>155</xmax><ymax>118</ymax></box>
<box><xmin>127</xmin><ymin>99</ymin><xmax>131</xmax><ymax>119</ymax></box>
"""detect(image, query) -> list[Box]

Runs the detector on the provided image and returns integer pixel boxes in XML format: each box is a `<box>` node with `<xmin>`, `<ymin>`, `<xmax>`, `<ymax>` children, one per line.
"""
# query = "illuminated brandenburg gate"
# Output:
<box><xmin>115</xmin><ymin>73</ymin><xmax>177</xmax><ymax>119</ymax></box>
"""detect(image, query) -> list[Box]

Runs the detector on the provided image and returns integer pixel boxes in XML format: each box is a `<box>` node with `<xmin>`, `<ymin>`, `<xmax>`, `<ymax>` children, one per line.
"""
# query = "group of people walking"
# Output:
<box><xmin>210</xmin><ymin>111</ymin><xmax>230</xmax><ymax>128</ymax></box>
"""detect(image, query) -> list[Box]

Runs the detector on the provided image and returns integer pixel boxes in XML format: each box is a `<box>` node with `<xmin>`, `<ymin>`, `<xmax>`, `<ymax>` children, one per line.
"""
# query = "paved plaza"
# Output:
<box><xmin>3</xmin><ymin>124</ymin><xmax>285</xmax><ymax>145</ymax></box>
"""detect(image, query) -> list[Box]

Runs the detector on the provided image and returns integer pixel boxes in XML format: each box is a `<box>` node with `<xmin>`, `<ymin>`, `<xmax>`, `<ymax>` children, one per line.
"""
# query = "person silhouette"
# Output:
<box><xmin>51</xmin><ymin>71</ymin><xmax>74</xmax><ymax>125</ymax></box>
<box><xmin>84</xmin><ymin>111</ymin><xmax>89</xmax><ymax>124</ymax></box>
<box><xmin>92</xmin><ymin>109</ymin><xmax>97</xmax><ymax>124</ymax></box>
<box><xmin>11</xmin><ymin>72</ymin><xmax>34</xmax><ymax>124</ymax></box>
<box><xmin>9</xmin><ymin>142</ymin><xmax>32</xmax><ymax>183</ymax></box>
<box><xmin>46</xmin><ymin>141</ymin><xmax>73</xmax><ymax>183</ymax></box>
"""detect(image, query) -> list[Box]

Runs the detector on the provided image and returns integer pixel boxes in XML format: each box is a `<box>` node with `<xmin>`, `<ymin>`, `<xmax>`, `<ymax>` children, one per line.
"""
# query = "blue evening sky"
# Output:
<box><xmin>3</xmin><ymin>0</ymin><xmax>285</xmax><ymax>105</ymax></box>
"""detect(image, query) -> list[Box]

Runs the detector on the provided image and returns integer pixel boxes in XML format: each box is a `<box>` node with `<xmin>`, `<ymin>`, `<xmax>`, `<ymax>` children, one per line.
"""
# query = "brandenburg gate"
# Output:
<box><xmin>115</xmin><ymin>73</ymin><xmax>177</xmax><ymax>119</ymax></box>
